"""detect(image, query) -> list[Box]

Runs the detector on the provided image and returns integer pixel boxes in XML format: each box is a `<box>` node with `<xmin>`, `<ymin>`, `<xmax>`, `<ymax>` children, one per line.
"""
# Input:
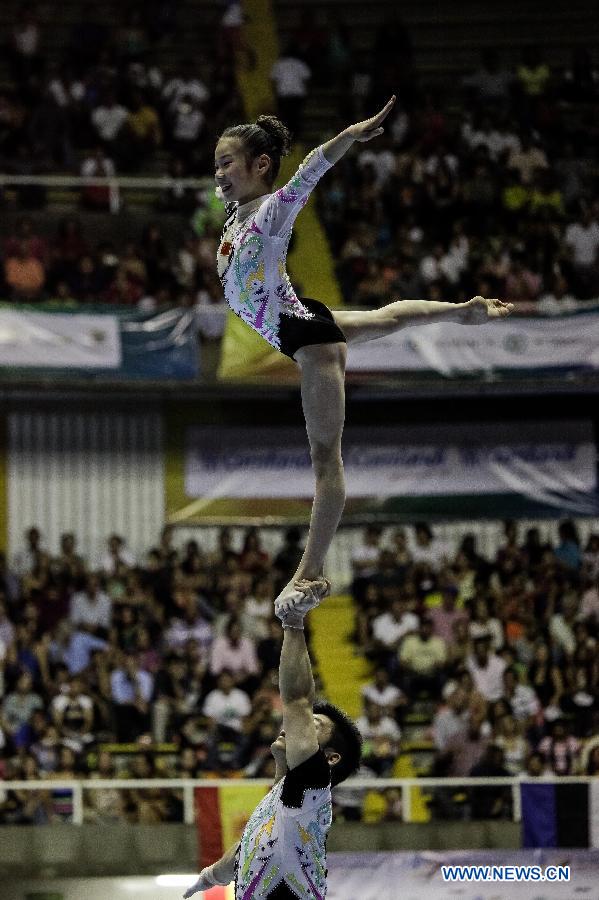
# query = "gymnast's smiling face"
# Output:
<box><xmin>215</xmin><ymin>137</ymin><xmax>273</xmax><ymax>206</ymax></box>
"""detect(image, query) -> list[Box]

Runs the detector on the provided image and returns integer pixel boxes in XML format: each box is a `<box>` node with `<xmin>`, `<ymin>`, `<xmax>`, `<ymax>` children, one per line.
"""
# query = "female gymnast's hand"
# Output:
<box><xmin>461</xmin><ymin>296</ymin><xmax>515</xmax><ymax>324</ymax></box>
<box><xmin>347</xmin><ymin>95</ymin><xmax>396</xmax><ymax>143</ymax></box>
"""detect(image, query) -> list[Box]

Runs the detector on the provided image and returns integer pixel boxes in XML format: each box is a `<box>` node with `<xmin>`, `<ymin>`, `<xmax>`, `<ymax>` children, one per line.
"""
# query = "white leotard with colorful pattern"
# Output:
<box><xmin>217</xmin><ymin>147</ymin><xmax>332</xmax><ymax>352</ymax></box>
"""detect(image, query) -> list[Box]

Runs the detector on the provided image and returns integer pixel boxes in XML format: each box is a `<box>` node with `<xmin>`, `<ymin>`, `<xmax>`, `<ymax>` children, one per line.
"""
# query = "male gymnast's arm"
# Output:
<box><xmin>183</xmin><ymin>841</ymin><xmax>239</xmax><ymax>897</ymax></box>
<box><xmin>278</xmin><ymin>615</ymin><xmax>320</xmax><ymax>772</ymax></box>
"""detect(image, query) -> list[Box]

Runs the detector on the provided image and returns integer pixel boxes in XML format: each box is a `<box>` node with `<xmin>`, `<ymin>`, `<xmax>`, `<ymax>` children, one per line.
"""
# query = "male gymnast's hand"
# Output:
<box><xmin>183</xmin><ymin>865</ymin><xmax>222</xmax><ymax>898</ymax></box>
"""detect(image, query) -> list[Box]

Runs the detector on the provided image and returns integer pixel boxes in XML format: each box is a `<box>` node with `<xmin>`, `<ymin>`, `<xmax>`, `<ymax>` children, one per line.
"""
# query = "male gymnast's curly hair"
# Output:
<box><xmin>313</xmin><ymin>700</ymin><xmax>363</xmax><ymax>787</ymax></box>
<box><xmin>220</xmin><ymin>115</ymin><xmax>292</xmax><ymax>184</ymax></box>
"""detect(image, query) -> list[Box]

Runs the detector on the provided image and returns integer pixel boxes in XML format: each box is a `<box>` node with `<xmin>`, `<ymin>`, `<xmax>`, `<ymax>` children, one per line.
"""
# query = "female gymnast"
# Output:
<box><xmin>214</xmin><ymin>95</ymin><xmax>513</xmax><ymax>612</ymax></box>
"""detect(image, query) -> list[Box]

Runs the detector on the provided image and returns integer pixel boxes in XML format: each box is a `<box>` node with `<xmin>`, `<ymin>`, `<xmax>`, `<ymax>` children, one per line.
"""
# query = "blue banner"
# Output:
<box><xmin>0</xmin><ymin>303</ymin><xmax>199</xmax><ymax>380</ymax></box>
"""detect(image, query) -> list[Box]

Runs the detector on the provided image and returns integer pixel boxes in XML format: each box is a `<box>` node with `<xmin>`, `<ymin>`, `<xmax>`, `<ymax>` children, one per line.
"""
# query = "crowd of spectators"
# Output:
<box><xmin>1</xmin><ymin>215</ymin><xmax>224</xmax><ymax>307</ymax></box>
<box><xmin>350</xmin><ymin>519</ymin><xmax>599</xmax><ymax>819</ymax></box>
<box><xmin>0</xmin><ymin>516</ymin><xmax>598</xmax><ymax>825</ymax></box>
<box><xmin>2</xmin><ymin>5</ymin><xmax>599</xmax><ymax>316</ymax></box>
<box><xmin>318</xmin><ymin>40</ymin><xmax>599</xmax><ymax>308</ymax></box>
<box><xmin>1</xmin><ymin>2</ymin><xmax>242</xmax><ymax>177</ymax></box>
<box><xmin>0</xmin><ymin>523</ymin><xmax>310</xmax><ymax>823</ymax></box>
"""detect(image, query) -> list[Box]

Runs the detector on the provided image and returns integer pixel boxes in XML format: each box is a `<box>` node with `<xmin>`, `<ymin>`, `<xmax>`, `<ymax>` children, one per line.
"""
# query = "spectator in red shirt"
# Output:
<box><xmin>4</xmin><ymin>239</ymin><xmax>45</xmax><ymax>300</ymax></box>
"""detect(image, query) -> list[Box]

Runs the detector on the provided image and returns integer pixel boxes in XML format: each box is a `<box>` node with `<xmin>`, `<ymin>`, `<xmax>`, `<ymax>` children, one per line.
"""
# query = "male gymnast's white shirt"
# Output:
<box><xmin>235</xmin><ymin>750</ymin><xmax>332</xmax><ymax>899</ymax></box>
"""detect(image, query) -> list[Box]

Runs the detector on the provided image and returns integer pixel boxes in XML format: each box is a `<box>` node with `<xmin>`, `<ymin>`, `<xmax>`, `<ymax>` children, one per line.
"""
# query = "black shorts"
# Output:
<box><xmin>279</xmin><ymin>297</ymin><xmax>346</xmax><ymax>360</ymax></box>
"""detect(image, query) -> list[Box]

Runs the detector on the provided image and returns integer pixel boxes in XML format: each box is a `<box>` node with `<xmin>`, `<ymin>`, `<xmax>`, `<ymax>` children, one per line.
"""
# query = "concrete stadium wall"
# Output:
<box><xmin>0</xmin><ymin>822</ymin><xmax>520</xmax><ymax>879</ymax></box>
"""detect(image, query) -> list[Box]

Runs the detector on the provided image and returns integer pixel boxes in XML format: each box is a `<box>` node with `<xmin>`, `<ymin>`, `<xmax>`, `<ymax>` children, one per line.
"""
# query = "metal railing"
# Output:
<box><xmin>1</xmin><ymin>776</ymin><xmax>594</xmax><ymax>826</ymax></box>
<box><xmin>0</xmin><ymin>173</ymin><xmax>211</xmax><ymax>213</ymax></box>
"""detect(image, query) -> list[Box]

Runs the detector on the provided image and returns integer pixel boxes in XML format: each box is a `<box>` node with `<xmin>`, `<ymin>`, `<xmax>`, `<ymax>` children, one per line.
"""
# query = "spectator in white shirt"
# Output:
<box><xmin>564</xmin><ymin>204</ymin><xmax>599</xmax><ymax>295</ymax></box>
<box><xmin>361</xmin><ymin>667</ymin><xmax>407</xmax><ymax>721</ymax></box>
<box><xmin>100</xmin><ymin>534</ymin><xmax>136</xmax><ymax>577</ymax></box>
<box><xmin>169</xmin><ymin>95</ymin><xmax>205</xmax><ymax>165</ymax></box>
<box><xmin>549</xmin><ymin>595</ymin><xmax>578</xmax><ymax>660</ymax></box>
<box><xmin>469</xmin><ymin>598</ymin><xmax>504</xmax><ymax>652</ymax></box>
<box><xmin>501</xmin><ymin>667</ymin><xmax>540</xmax><ymax>725</ymax></box>
<box><xmin>270</xmin><ymin>43</ymin><xmax>311</xmax><ymax>135</ymax></box>
<box><xmin>537</xmin><ymin>273</ymin><xmax>578</xmax><ymax>315</ymax></box>
<box><xmin>565</xmin><ymin>205</ymin><xmax>599</xmax><ymax>267</ymax></box>
<box><xmin>371</xmin><ymin>598</ymin><xmax>419</xmax><ymax>657</ymax></box>
<box><xmin>410</xmin><ymin>522</ymin><xmax>449</xmax><ymax>570</ymax></box>
<box><xmin>202</xmin><ymin>669</ymin><xmax>251</xmax><ymax>733</ymax></box>
<box><xmin>80</xmin><ymin>147</ymin><xmax>118</xmax><ymax>211</ymax></box>
<box><xmin>91</xmin><ymin>90</ymin><xmax>128</xmax><ymax>146</ymax></box>
<box><xmin>12</xmin><ymin>525</ymin><xmax>46</xmax><ymax>577</ymax></box>
<box><xmin>70</xmin><ymin>573</ymin><xmax>112</xmax><ymax>636</ymax></box>
<box><xmin>351</xmin><ymin>525</ymin><xmax>383</xmax><ymax>602</ymax></box>
<box><xmin>356</xmin><ymin>700</ymin><xmax>401</xmax><ymax>776</ymax></box>
<box><xmin>467</xmin><ymin>635</ymin><xmax>507</xmax><ymax>702</ymax></box>
<box><xmin>162</xmin><ymin>58</ymin><xmax>209</xmax><ymax>112</ymax></box>
<box><xmin>580</xmin><ymin>575</ymin><xmax>599</xmax><ymax>625</ymax></box>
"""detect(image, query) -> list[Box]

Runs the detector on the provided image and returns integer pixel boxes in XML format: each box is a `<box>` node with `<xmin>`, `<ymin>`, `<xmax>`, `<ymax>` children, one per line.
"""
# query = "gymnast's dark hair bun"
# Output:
<box><xmin>255</xmin><ymin>115</ymin><xmax>292</xmax><ymax>157</ymax></box>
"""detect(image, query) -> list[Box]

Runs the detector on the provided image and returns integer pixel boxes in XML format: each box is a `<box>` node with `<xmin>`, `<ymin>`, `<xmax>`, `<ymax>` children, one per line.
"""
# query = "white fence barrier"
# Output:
<box><xmin>1</xmin><ymin>776</ymin><xmax>594</xmax><ymax>826</ymax></box>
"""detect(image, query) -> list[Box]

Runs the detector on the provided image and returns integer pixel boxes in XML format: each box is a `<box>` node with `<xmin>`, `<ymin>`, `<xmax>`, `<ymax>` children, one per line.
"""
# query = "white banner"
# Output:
<box><xmin>0</xmin><ymin>310</ymin><xmax>121</xmax><ymax>368</ymax></box>
<box><xmin>345</xmin><ymin>312</ymin><xmax>599</xmax><ymax>374</ymax></box>
<box><xmin>184</xmin><ymin>422</ymin><xmax>596</xmax><ymax>506</ymax></box>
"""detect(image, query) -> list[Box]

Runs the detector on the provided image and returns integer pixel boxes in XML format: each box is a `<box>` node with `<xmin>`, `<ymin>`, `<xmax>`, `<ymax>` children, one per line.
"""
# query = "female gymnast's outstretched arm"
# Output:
<box><xmin>214</xmin><ymin>98</ymin><xmax>513</xmax><ymax>612</ymax></box>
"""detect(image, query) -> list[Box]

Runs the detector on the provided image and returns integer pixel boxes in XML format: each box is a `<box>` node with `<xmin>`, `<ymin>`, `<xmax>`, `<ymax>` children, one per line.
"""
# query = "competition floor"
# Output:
<box><xmin>327</xmin><ymin>850</ymin><xmax>599</xmax><ymax>899</ymax></box>
<box><xmin>4</xmin><ymin>851</ymin><xmax>599</xmax><ymax>900</ymax></box>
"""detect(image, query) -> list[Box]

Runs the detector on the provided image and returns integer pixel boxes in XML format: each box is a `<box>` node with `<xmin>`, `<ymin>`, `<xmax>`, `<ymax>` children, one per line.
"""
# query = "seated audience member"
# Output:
<box><xmin>501</xmin><ymin>667</ymin><xmax>540</xmax><ymax>726</ymax></box>
<box><xmin>209</xmin><ymin>617</ymin><xmax>259</xmax><ymax>692</ymax></box>
<box><xmin>468</xmin><ymin>598</ymin><xmax>504</xmax><ymax>651</ymax></box>
<box><xmin>50</xmin><ymin>675</ymin><xmax>94</xmax><ymax>751</ymax></box>
<box><xmin>399</xmin><ymin>616</ymin><xmax>447</xmax><ymax>698</ymax></box>
<box><xmin>494</xmin><ymin>714</ymin><xmax>530</xmax><ymax>775</ymax></box>
<box><xmin>371</xmin><ymin>597</ymin><xmax>419</xmax><ymax>669</ymax></box>
<box><xmin>429</xmin><ymin>584</ymin><xmax>467</xmax><ymax>645</ymax></box>
<box><xmin>528</xmin><ymin>641</ymin><xmax>564</xmax><ymax>712</ymax></box>
<box><xmin>110</xmin><ymin>652</ymin><xmax>154</xmax><ymax>742</ymax></box>
<box><xmin>469</xmin><ymin>744</ymin><xmax>512</xmax><ymax>819</ymax></box>
<box><xmin>466</xmin><ymin>635</ymin><xmax>507</xmax><ymax>702</ymax></box>
<box><xmin>538</xmin><ymin>719</ymin><xmax>581</xmax><ymax>775</ymax></box>
<box><xmin>356</xmin><ymin>700</ymin><xmax>401</xmax><ymax>776</ymax></box>
<box><xmin>443</xmin><ymin>707</ymin><xmax>490</xmax><ymax>777</ymax></box>
<box><xmin>100</xmin><ymin>534</ymin><xmax>136</xmax><ymax>576</ymax></box>
<box><xmin>410</xmin><ymin>522</ymin><xmax>449</xmax><ymax>570</ymax></box>
<box><xmin>69</xmin><ymin>573</ymin><xmax>112</xmax><ymax>637</ymax></box>
<box><xmin>361</xmin><ymin>667</ymin><xmax>407</xmax><ymax>722</ymax></box>
<box><xmin>432</xmin><ymin>682</ymin><xmax>470</xmax><ymax>754</ymax></box>
<box><xmin>1</xmin><ymin>672</ymin><xmax>43</xmax><ymax>745</ymax></box>
<box><xmin>350</xmin><ymin>525</ymin><xmax>384</xmax><ymax>603</ymax></box>
<box><xmin>202</xmin><ymin>669</ymin><xmax>251</xmax><ymax>734</ymax></box>
<box><xmin>4</xmin><ymin>240</ymin><xmax>45</xmax><ymax>300</ymax></box>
